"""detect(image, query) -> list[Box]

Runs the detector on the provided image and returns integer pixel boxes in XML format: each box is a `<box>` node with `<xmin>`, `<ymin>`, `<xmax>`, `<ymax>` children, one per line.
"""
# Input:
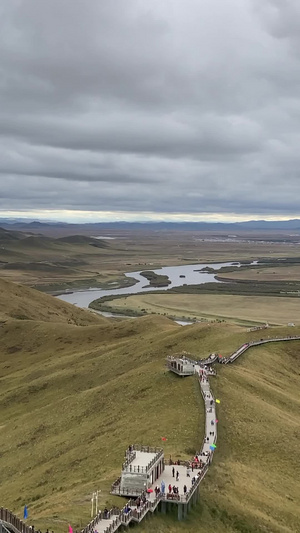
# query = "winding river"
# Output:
<box><xmin>57</xmin><ymin>261</ymin><xmax>245</xmax><ymax>309</ymax></box>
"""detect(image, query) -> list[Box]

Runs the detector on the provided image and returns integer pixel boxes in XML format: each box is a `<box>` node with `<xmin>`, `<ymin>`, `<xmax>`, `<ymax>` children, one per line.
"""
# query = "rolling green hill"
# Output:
<box><xmin>0</xmin><ymin>227</ymin><xmax>126</xmax><ymax>291</ymax></box>
<box><xmin>0</xmin><ymin>226</ymin><xmax>26</xmax><ymax>242</ymax></box>
<box><xmin>0</xmin><ymin>278</ymin><xmax>102</xmax><ymax>324</ymax></box>
<box><xmin>0</xmin><ymin>279</ymin><xmax>299</xmax><ymax>533</ymax></box>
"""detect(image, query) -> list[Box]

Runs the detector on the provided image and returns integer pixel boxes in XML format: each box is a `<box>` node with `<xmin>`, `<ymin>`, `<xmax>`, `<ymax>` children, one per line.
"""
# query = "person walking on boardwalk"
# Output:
<box><xmin>172</xmin><ymin>466</ymin><xmax>175</xmax><ymax>477</ymax></box>
<box><xmin>183</xmin><ymin>485</ymin><xmax>187</xmax><ymax>494</ymax></box>
<box><xmin>176</xmin><ymin>470</ymin><xmax>179</xmax><ymax>481</ymax></box>
<box><xmin>168</xmin><ymin>483</ymin><xmax>172</xmax><ymax>493</ymax></box>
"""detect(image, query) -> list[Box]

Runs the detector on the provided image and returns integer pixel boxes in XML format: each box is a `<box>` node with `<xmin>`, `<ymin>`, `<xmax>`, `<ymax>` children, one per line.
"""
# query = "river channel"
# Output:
<box><xmin>57</xmin><ymin>261</ymin><xmax>244</xmax><ymax>309</ymax></box>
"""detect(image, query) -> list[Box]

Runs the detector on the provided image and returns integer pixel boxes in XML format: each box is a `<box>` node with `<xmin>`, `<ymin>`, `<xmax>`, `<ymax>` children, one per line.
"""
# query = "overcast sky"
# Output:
<box><xmin>1</xmin><ymin>0</ymin><xmax>300</xmax><ymax>222</ymax></box>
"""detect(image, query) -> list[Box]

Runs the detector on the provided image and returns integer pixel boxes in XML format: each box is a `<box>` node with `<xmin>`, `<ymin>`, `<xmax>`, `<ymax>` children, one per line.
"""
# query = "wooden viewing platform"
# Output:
<box><xmin>3</xmin><ymin>334</ymin><xmax>300</xmax><ymax>533</ymax></box>
<box><xmin>111</xmin><ymin>445</ymin><xmax>164</xmax><ymax>496</ymax></box>
<box><xmin>166</xmin><ymin>355</ymin><xmax>195</xmax><ymax>375</ymax></box>
<box><xmin>108</xmin><ymin>370</ymin><xmax>217</xmax><ymax>524</ymax></box>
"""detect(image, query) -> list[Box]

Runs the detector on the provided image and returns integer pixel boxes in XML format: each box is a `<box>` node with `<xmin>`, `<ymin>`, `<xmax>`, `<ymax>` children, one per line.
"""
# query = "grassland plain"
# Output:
<box><xmin>0</xmin><ymin>279</ymin><xmax>299</xmax><ymax>533</ymax></box>
<box><xmin>217</xmin><ymin>265</ymin><xmax>300</xmax><ymax>282</ymax></box>
<box><xmin>3</xmin><ymin>225</ymin><xmax>300</xmax><ymax>294</ymax></box>
<box><xmin>98</xmin><ymin>292</ymin><xmax>300</xmax><ymax>326</ymax></box>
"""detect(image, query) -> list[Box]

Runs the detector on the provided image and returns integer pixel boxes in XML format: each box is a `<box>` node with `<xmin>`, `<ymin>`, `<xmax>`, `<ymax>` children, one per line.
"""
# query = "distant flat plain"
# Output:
<box><xmin>103</xmin><ymin>293</ymin><xmax>300</xmax><ymax>325</ymax></box>
<box><xmin>2</xmin><ymin>226</ymin><xmax>300</xmax><ymax>326</ymax></box>
<box><xmin>217</xmin><ymin>265</ymin><xmax>300</xmax><ymax>281</ymax></box>
<box><xmin>2</xmin><ymin>227</ymin><xmax>300</xmax><ymax>293</ymax></box>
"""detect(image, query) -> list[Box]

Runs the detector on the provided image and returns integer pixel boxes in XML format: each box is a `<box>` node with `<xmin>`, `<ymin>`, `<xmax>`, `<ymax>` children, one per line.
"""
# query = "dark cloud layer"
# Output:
<box><xmin>1</xmin><ymin>0</ymin><xmax>300</xmax><ymax>220</ymax></box>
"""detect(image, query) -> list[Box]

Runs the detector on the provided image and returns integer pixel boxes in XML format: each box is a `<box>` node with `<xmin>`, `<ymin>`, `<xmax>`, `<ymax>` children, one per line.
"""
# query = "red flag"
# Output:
<box><xmin>161</xmin><ymin>437</ymin><xmax>167</xmax><ymax>441</ymax></box>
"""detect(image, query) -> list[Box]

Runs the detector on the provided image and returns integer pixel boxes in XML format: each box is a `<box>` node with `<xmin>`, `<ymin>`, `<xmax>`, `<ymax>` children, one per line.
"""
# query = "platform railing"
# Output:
<box><xmin>0</xmin><ymin>509</ymin><xmax>31</xmax><ymax>533</ymax></box>
<box><xmin>0</xmin><ymin>522</ymin><xmax>12</xmax><ymax>533</ymax></box>
<box><xmin>122</xmin><ymin>451</ymin><xmax>136</xmax><ymax>470</ymax></box>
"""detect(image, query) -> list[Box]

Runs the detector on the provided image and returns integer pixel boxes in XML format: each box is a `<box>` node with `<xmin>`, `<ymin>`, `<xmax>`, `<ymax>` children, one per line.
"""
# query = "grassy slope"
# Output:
<box><xmin>0</xmin><ymin>278</ymin><xmax>101</xmax><ymax>324</ymax></box>
<box><xmin>0</xmin><ymin>281</ymin><xmax>204</xmax><ymax>531</ymax></box>
<box><xmin>139</xmin><ymin>340</ymin><xmax>300</xmax><ymax>533</ymax></box>
<box><xmin>0</xmin><ymin>279</ymin><xmax>299</xmax><ymax>533</ymax></box>
<box><xmin>102</xmin><ymin>293</ymin><xmax>300</xmax><ymax>325</ymax></box>
<box><xmin>0</xmin><ymin>231</ymin><xmax>137</xmax><ymax>290</ymax></box>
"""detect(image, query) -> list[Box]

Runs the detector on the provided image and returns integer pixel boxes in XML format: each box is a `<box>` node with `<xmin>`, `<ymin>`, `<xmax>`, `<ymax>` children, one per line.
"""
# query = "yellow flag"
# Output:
<box><xmin>216</xmin><ymin>399</ymin><xmax>220</xmax><ymax>404</ymax></box>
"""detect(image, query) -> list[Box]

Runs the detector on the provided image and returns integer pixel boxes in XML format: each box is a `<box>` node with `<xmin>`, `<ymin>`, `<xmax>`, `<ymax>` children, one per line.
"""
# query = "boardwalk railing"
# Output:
<box><xmin>170</xmin><ymin>335</ymin><xmax>300</xmax><ymax>367</ymax></box>
<box><xmin>223</xmin><ymin>335</ymin><xmax>300</xmax><ymax>364</ymax></box>
<box><xmin>0</xmin><ymin>510</ymin><xmax>31</xmax><ymax>533</ymax></box>
<box><xmin>82</xmin><ymin>494</ymin><xmax>162</xmax><ymax>533</ymax></box>
<box><xmin>0</xmin><ymin>522</ymin><xmax>12</xmax><ymax>533</ymax></box>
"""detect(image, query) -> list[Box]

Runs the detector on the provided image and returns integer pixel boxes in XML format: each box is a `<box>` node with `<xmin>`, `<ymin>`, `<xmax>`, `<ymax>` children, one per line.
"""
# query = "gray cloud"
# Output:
<box><xmin>1</xmin><ymin>0</ymin><xmax>300</xmax><ymax>220</ymax></box>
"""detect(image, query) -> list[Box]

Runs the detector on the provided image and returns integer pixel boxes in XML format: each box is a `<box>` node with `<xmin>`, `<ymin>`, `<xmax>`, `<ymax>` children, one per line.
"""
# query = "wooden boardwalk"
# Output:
<box><xmin>167</xmin><ymin>334</ymin><xmax>300</xmax><ymax>367</ymax></box>
<box><xmin>223</xmin><ymin>335</ymin><xmax>300</xmax><ymax>364</ymax></box>
<box><xmin>3</xmin><ymin>335</ymin><xmax>300</xmax><ymax>533</ymax></box>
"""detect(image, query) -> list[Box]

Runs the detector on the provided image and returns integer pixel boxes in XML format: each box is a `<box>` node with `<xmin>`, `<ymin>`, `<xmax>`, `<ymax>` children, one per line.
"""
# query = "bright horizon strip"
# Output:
<box><xmin>0</xmin><ymin>209</ymin><xmax>300</xmax><ymax>224</ymax></box>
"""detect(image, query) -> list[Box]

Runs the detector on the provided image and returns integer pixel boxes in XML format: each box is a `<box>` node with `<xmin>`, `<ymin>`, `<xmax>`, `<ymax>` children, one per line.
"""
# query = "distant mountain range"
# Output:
<box><xmin>1</xmin><ymin>218</ymin><xmax>300</xmax><ymax>231</ymax></box>
<box><xmin>0</xmin><ymin>218</ymin><xmax>66</xmax><ymax>225</ymax></box>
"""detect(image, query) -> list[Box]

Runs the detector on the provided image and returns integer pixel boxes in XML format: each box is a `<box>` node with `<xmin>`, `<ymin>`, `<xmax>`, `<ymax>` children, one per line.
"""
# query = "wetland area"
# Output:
<box><xmin>57</xmin><ymin>255</ymin><xmax>300</xmax><ymax>326</ymax></box>
<box><xmin>57</xmin><ymin>260</ymin><xmax>240</xmax><ymax>307</ymax></box>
